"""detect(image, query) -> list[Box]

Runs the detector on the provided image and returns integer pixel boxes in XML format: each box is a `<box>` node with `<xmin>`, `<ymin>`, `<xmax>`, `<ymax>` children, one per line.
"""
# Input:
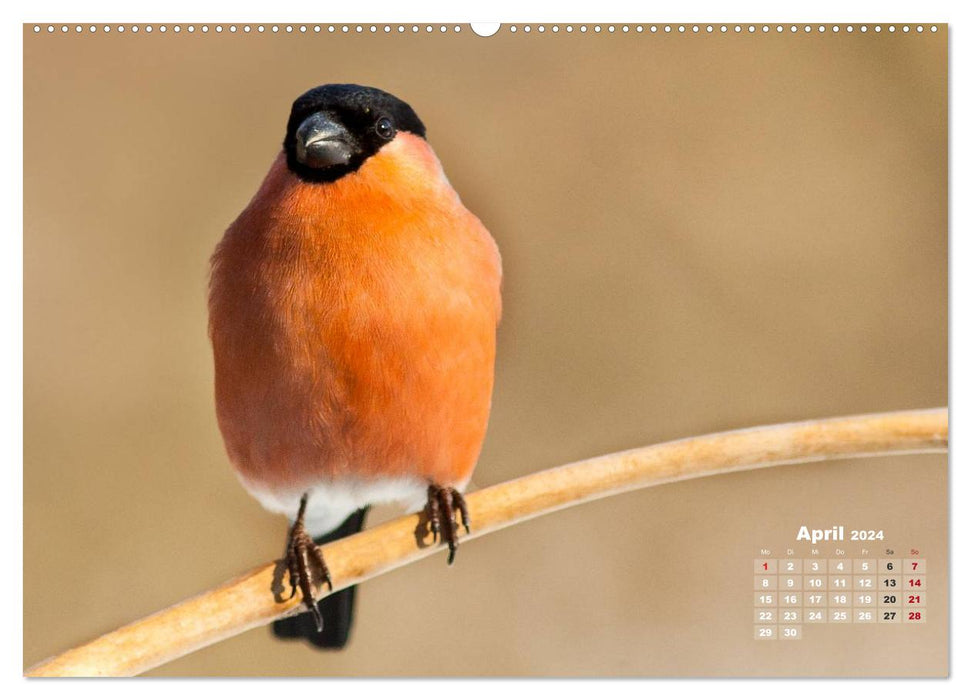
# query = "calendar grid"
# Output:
<box><xmin>754</xmin><ymin>552</ymin><xmax>925</xmax><ymax>640</ymax></box>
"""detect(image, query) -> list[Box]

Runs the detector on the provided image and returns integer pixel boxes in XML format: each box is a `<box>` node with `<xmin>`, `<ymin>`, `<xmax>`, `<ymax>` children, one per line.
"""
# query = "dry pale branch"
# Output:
<box><xmin>27</xmin><ymin>407</ymin><xmax>947</xmax><ymax>677</ymax></box>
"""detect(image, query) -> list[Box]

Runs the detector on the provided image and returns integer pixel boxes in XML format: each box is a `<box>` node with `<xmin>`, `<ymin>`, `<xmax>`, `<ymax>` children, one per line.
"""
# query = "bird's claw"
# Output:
<box><xmin>284</xmin><ymin>494</ymin><xmax>332</xmax><ymax>632</ymax></box>
<box><xmin>425</xmin><ymin>485</ymin><xmax>470</xmax><ymax>565</ymax></box>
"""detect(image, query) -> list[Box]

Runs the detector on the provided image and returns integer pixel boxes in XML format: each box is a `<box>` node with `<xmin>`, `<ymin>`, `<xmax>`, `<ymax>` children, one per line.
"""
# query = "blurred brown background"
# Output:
<box><xmin>24</xmin><ymin>25</ymin><xmax>947</xmax><ymax>676</ymax></box>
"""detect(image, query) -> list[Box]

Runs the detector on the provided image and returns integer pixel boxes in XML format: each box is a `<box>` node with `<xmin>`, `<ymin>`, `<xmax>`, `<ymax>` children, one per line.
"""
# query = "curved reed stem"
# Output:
<box><xmin>26</xmin><ymin>407</ymin><xmax>947</xmax><ymax>677</ymax></box>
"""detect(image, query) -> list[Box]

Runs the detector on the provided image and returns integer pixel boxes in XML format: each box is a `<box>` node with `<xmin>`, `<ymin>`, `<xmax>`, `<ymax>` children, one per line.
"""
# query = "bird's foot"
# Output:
<box><xmin>285</xmin><ymin>493</ymin><xmax>332</xmax><ymax>632</ymax></box>
<box><xmin>425</xmin><ymin>484</ymin><xmax>470</xmax><ymax>565</ymax></box>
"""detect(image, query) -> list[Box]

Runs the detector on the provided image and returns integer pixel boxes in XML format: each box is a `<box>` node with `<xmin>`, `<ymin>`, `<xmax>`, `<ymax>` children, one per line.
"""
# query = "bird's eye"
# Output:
<box><xmin>375</xmin><ymin>117</ymin><xmax>395</xmax><ymax>140</ymax></box>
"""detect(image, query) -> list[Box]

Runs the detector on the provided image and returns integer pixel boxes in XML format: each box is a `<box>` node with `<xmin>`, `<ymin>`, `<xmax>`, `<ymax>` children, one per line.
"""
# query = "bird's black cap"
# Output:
<box><xmin>283</xmin><ymin>84</ymin><xmax>426</xmax><ymax>183</ymax></box>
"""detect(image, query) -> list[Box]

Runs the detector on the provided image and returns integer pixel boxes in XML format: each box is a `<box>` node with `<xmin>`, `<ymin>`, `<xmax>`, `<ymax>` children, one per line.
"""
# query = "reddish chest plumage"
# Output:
<box><xmin>209</xmin><ymin>135</ymin><xmax>501</xmax><ymax>501</ymax></box>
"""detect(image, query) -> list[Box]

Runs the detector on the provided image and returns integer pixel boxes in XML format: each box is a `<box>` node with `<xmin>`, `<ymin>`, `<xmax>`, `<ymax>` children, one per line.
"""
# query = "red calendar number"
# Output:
<box><xmin>912</xmin><ymin>562</ymin><xmax>919</xmax><ymax>570</ymax></box>
<box><xmin>763</xmin><ymin>562</ymin><xmax>768</xmax><ymax>570</ymax></box>
<box><xmin>909</xmin><ymin>612</ymin><xmax>922</xmax><ymax>621</ymax></box>
<box><xmin>909</xmin><ymin>595</ymin><xmax>922</xmax><ymax>604</ymax></box>
<box><xmin>909</xmin><ymin>578</ymin><xmax>922</xmax><ymax>587</ymax></box>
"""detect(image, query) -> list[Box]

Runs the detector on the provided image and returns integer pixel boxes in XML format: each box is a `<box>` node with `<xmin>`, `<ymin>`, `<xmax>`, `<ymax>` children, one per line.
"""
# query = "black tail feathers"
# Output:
<box><xmin>273</xmin><ymin>507</ymin><xmax>369</xmax><ymax>649</ymax></box>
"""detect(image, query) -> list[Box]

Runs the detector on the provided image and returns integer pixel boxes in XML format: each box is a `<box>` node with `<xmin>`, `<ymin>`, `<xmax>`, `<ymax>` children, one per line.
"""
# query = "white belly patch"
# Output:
<box><xmin>240</xmin><ymin>475</ymin><xmax>432</xmax><ymax>538</ymax></box>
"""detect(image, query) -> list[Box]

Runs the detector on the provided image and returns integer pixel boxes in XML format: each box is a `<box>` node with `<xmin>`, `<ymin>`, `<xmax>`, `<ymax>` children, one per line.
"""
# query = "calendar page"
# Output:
<box><xmin>23</xmin><ymin>20</ymin><xmax>947</xmax><ymax>677</ymax></box>
<box><xmin>673</xmin><ymin>449</ymin><xmax>947</xmax><ymax>677</ymax></box>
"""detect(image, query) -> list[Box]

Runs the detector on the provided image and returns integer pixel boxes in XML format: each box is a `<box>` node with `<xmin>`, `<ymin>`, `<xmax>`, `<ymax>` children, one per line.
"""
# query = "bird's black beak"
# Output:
<box><xmin>295</xmin><ymin>112</ymin><xmax>353</xmax><ymax>169</ymax></box>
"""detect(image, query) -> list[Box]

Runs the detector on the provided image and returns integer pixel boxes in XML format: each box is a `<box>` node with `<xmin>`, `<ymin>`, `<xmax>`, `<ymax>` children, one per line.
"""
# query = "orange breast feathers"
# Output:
<box><xmin>208</xmin><ymin>133</ymin><xmax>502</xmax><ymax>498</ymax></box>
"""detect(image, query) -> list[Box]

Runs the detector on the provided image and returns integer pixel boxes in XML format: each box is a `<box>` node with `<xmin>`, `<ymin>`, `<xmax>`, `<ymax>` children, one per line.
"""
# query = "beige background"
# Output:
<box><xmin>24</xmin><ymin>25</ymin><xmax>947</xmax><ymax>676</ymax></box>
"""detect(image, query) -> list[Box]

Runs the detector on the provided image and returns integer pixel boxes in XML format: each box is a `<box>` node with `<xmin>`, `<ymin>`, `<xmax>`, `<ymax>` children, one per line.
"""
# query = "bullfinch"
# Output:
<box><xmin>208</xmin><ymin>84</ymin><xmax>502</xmax><ymax>649</ymax></box>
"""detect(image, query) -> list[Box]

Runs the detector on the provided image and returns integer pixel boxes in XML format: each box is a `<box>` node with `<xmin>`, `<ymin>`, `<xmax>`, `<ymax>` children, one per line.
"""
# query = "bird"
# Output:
<box><xmin>208</xmin><ymin>84</ymin><xmax>502</xmax><ymax>649</ymax></box>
